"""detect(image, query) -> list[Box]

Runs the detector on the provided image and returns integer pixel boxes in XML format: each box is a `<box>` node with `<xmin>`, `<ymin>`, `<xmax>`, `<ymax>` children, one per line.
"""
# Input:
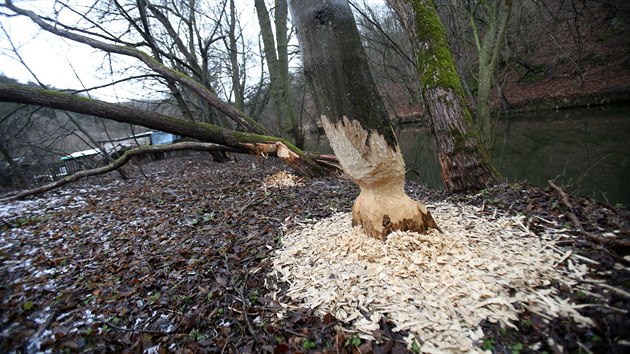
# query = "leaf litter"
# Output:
<box><xmin>1</xmin><ymin>155</ymin><xmax>629</xmax><ymax>353</ymax></box>
<box><xmin>0</xmin><ymin>156</ymin><xmax>365</xmax><ymax>353</ymax></box>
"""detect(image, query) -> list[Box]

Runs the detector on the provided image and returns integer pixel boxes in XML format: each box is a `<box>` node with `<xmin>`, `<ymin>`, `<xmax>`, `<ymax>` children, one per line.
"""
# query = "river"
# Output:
<box><xmin>305</xmin><ymin>105</ymin><xmax>630</xmax><ymax>206</ymax></box>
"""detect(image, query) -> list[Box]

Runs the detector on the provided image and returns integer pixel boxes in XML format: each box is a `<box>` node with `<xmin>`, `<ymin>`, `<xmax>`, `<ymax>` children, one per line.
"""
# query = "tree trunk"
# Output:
<box><xmin>474</xmin><ymin>0</ymin><xmax>513</xmax><ymax>147</ymax></box>
<box><xmin>227</xmin><ymin>0</ymin><xmax>245</xmax><ymax>112</ymax></box>
<box><xmin>289</xmin><ymin>0</ymin><xmax>438</xmax><ymax>239</ymax></box>
<box><xmin>255</xmin><ymin>0</ymin><xmax>299</xmax><ymax>145</ymax></box>
<box><xmin>275</xmin><ymin>0</ymin><xmax>302</xmax><ymax>148</ymax></box>
<box><xmin>390</xmin><ymin>0</ymin><xmax>497</xmax><ymax>192</ymax></box>
<box><xmin>0</xmin><ymin>83</ymin><xmax>324</xmax><ymax>176</ymax></box>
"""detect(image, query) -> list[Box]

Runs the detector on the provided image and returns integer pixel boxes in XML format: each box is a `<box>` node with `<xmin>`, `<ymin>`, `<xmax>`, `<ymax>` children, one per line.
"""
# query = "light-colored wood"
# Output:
<box><xmin>321</xmin><ymin>115</ymin><xmax>437</xmax><ymax>239</ymax></box>
<box><xmin>271</xmin><ymin>201</ymin><xmax>595</xmax><ymax>351</ymax></box>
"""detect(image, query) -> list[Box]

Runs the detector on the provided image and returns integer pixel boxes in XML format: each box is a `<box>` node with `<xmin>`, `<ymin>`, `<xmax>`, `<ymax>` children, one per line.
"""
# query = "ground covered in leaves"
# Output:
<box><xmin>1</xmin><ymin>155</ymin><xmax>629</xmax><ymax>353</ymax></box>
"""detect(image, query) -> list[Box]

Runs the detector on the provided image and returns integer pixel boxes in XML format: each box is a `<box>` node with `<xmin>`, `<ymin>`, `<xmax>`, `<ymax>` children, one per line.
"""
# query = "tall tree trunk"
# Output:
<box><xmin>255</xmin><ymin>0</ymin><xmax>300</xmax><ymax>145</ymax></box>
<box><xmin>0</xmin><ymin>83</ymin><xmax>324</xmax><ymax>176</ymax></box>
<box><xmin>289</xmin><ymin>0</ymin><xmax>438</xmax><ymax>239</ymax></box>
<box><xmin>227</xmin><ymin>0</ymin><xmax>245</xmax><ymax>112</ymax></box>
<box><xmin>389</xmin><ymin>0</ymin><xmax>497</xmax><ymax>192</ymax></box>
<box><xmin>471</xmin><ymin>0</ymin><xmax>513</xmax><ymax>147</ymax></box>
<box><xmin>275</xmin><ymin>0</ymin><xmax>302</xmax><ymax>148</ymax></box>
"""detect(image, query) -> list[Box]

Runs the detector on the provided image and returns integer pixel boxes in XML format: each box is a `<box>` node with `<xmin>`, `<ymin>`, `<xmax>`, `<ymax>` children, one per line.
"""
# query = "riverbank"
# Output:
<box><xmin>1</xmin><ymin>155</ymin><xmax>628</xmax><ymax>353</ymax></box>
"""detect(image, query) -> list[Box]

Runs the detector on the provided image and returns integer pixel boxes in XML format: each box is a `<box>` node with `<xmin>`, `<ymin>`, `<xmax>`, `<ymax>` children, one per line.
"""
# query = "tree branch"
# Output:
<box><xmin>548</xmin><ymin>180</ymin><xmax>630</xmax><ymax>248</ymax></box>
<box><xmin>2</xmin><ymin>0</ymin><xmax>268</xmax><ymax>135</ymax></box>
<box><xmin>0</xmin><ymin>142</ymin><xmax>243</xmax><ymax>202</ymax></box>
<box><xmin>0</xmin><ymin>82</ymin><xmax>326</xmax><ymax>176</ymax></box>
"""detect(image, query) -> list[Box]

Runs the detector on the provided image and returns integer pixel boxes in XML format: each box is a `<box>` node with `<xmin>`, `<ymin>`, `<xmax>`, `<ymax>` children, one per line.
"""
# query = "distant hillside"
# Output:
<box><xmin>369</xmin><ymin>0</ymin><xmax>630</xmax><ymax>122</ymax></box>
<box><xmin>501</xmin><ymin>0</ymin><xmax>630</xmax><ymax>111</ymax></box>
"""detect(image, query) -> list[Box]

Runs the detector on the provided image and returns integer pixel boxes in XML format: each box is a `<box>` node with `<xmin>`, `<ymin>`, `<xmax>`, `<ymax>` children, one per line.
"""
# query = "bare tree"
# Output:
<box><xmin>352</xmin><ymin>2</ymin><xmax>423</xmax><ymax>120</ymax></box>
<box><xmin>254</xmin><ymin>0</ymin><xmax>302</xmax><ymax>147</ymax></box>
<box><xmin>418</xmin><ymin>0</ymin><xmax>513</xmax><ymax>146</ymax></box>
<box><xmin>224</xmin><ymin>0</ymin><xmax>246</xmax><ymax>112</ymax></box>
<box><xmin>0</xmin><ymin>0</ymin><xmax>327</xmax><ymax>175</ymax></box>
<box><xmin>467</xmin><ymin>0</ymin><xmax>513</xmax><ymax>146</ymax></box>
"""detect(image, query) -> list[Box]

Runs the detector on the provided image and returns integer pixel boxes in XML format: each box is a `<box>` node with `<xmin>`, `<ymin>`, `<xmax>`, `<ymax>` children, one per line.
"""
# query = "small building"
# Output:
<box><xmin>150</xmin><ymin>131</ymin><xmax>179</xmax><ymax>145</ymax></box>
<box><xmin>60</xmin><ymin>148</ymin><xmax>101</xmax><ymax>161</ymax></box>
<box><xmin>99</xmin><ymin>131</ymin><xmax>153</xmax><ymax>155</ymax></box>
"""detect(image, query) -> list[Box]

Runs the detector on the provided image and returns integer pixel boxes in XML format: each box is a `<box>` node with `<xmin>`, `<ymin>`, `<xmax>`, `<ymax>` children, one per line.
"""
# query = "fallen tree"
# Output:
<box><xmin>2</xmin><ymin>0</ymin><xmax>267</xmax><ymax>135</ymax></box>
<box><xmin>0</xmin><ymin>83</ymin><xmax>328</xmax><ymax>177</ymax></box>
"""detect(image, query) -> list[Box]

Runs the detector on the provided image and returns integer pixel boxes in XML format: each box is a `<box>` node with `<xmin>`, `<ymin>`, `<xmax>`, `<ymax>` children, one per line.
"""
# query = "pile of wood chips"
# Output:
<box><xmin>261</xmin><ymin>171</ymin><xmax>304</xmax><ymax>190</ymax></box>
<box><xmin>270</xmin><ymin>201</ymin><xmax>594</xmax><ymax>353</ymax></box>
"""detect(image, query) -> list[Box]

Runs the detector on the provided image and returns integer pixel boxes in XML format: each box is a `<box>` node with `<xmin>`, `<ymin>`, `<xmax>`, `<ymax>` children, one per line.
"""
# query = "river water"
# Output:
<box><xmin>305</xmin><ymin>105</ymin><xmax>630</xmax><ymax>205</ymax></box>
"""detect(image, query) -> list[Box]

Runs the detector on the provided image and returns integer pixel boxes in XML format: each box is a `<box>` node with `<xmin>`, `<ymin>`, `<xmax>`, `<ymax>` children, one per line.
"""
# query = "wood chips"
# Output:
<box><xmin>270</xmin><ymin>201</ymin><xmax>593</xmax><ymax>353</ymax></box>
<box><xmin>261</xmin><ymin>171</ymin><xmax>304</xmax><ymax>190</ymax></box>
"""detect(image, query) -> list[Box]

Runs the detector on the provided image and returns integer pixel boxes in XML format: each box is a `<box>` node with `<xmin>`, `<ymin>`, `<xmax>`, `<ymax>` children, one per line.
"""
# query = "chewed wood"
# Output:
<box><xmin>271</xmin><ymin>202</ymin><xmax>593</xmax><ymax>352</ymax></box>
<box><xmin>321</xmin><ymin>115</ymin><xmax>438</xmax><ymax>238</ymax></box>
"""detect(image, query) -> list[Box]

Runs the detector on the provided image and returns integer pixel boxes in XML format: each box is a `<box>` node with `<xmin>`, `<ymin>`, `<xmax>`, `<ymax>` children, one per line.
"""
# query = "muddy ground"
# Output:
<box><xmin>1</xmin><ymin>155</ymin><xmax>629</xmax><ymax>353</ymax></box>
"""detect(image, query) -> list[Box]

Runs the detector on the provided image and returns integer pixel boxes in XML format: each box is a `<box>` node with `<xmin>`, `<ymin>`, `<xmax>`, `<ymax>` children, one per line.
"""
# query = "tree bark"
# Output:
<box><xmin>0</xmin><ymin>83</ymin><xmax>324</xmax><ymax>176</ymax></box>
<box><xmin>227</xmin><ymin>0</ymin><xmax>245</xmax><ymax>112</ymax></box>
<box><xmin>289</xmin><ymin>0</ymin><xmax>438</xmax><ymax>239</ymax></box>
<box><xmin>390</xmin><ymin>0</ymin><xmax>497</xmax><ymax>192</ymax></box>
<box><xmin>472</xmin><ymin>0</ymin><xmax>513</xmax><ymax>147</ymax></box>
<box><xmin>254</xmin><ymin>0</ymin><xmax>299</xmax><ymax>145</ymax></box>
<box><xmin>275</xmin><ymin>0</ymin><xmax>302</xmax><ymax>147</ymax></box>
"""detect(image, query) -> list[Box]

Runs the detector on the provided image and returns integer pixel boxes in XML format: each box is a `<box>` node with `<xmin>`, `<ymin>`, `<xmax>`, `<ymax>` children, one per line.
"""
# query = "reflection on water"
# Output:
<box><xmin>304</xmin><ymin>105</ymin><xmax>630</xmax><ymax>205</ymax></box>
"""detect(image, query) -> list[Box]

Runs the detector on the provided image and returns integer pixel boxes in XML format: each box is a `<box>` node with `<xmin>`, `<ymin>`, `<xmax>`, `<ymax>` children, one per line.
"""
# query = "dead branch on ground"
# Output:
<box><xmin>548</xmin><ymin>180</ymin><xmax>630</xmax><ymax>248</ymax></box>
<box><xmin>0</xmin><ymin>142</ymin><xmax>244</xmax><ymax>202</ymax></box>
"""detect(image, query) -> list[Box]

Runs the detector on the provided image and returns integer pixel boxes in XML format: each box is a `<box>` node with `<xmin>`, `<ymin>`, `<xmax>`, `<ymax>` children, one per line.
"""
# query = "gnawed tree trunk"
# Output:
<box><xmin>389</xmin><ymin>0</ymin><xmax>497</xmax><ymax>192</ymax></box>
<box><xmin>289</xmin><ymin>0</ymin><xmax>438</xmax><ymax>239</ymax></box>
<box><xmin>0</xmin><ymin>83</ymin><xmax>325</xmax><ymax>176</ymax></box>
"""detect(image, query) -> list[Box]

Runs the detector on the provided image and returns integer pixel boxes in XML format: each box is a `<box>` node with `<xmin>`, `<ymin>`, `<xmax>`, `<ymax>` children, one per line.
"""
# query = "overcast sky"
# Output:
<box><xmin>0</xmin><ymin>0</ymin><xmax>264</xmax><ymax>102</ymax></box>
<box><xmin>0</xmin><ymin>0</ymin><xmax>386</xmax><ymax>102</ymax></box>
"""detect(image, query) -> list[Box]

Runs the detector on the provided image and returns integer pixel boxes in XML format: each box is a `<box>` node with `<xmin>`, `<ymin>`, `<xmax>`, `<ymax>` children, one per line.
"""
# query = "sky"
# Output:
<box><xmin>0</xmin><ymin>0</ymin><xmax>263</xmax><ymax>101</ymax></box>
<box><xmin>0</xmin><ymin>1</ymin><xmax>119</xmax><ymax>97</ymax></box>
<box><xmin>0</xmin><ymin>0</ymin><xmax>386</xmax><ymax>102</ymax></box>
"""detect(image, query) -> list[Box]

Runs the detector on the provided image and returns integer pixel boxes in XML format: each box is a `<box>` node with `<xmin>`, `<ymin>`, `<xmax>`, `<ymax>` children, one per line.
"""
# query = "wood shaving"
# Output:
<box><xmin>261</xmin><ymin>171</ymin><xmax>304</xmax><ymax>190</ymax></box>
<box><xmin>270</xmin><ymin>202</ymin><xmax>592</xmax><ymax>353</ymax></box>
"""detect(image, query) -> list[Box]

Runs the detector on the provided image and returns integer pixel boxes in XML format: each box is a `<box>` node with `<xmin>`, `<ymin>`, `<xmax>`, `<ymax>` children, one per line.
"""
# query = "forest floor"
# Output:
<box><xmin>1</xmin><ymin>155</ymin><xmax>629</xmax><ymax>353</ymax></box>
